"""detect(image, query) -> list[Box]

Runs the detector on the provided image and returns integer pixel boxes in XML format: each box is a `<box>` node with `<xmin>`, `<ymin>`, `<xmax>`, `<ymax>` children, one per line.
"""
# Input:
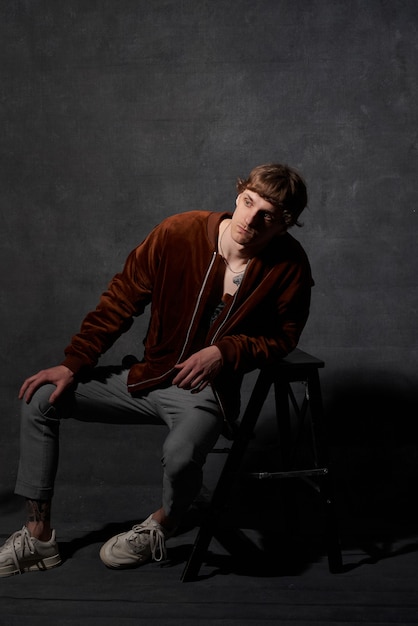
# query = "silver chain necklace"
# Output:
<box><xmin>219</xmin><ymin>221</ymin><xmax>249</xmax><ymax>276</ymax></box>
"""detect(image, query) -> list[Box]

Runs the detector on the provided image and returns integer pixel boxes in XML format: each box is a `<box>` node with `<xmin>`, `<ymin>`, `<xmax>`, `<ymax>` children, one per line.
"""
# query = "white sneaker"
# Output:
<box><xmin>0</xmin><ymin>526</ymin><xmax>61</xmax><ymax>577</ymax></box>
<box><xmin>99</xmin><ymin>515</ymin><xmax>172</xmax><ymax>569</ymax></box>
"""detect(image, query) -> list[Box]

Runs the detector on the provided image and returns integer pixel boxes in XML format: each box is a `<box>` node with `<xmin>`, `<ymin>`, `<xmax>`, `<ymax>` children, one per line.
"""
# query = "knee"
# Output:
<box><xmin>21</xmin><ymin>385</ymin><xmax>61</xmax><ymax>426</ymax></box>
<box><xmin>161</xmin><ymin>440</ymin><xmax>200</xmax><ymax>480</ymax></box>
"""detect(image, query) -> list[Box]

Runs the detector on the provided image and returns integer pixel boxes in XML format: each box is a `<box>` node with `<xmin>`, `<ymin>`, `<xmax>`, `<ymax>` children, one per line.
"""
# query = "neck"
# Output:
<box><xmin>218</xmin><ymin>219</ymin><xmax>250</xmax><ymax>273</ymax></box>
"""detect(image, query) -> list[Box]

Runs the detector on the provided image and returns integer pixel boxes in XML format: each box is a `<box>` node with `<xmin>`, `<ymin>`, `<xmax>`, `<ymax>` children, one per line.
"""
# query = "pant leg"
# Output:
<box><xmin>152</xmin><ymin>385</ymin><xmax>224</xmax><ymax>521</ymax></box>
<box><xmin>14</xmin><ymin>366</ymin><xmax>161</xmax><ymax>501</ymax></box>
<box><xmin>15</xmin><ymin>368</ymin><xmax>224</xmax><ymax>522</ymax></box>
<box><xmin>15</xmin><ymin>384</ymin><xmax>69</xmax><ymax>500</ymax></box>
<box><xmin>74</xmin><ymin>379</ymin><xmax>225</xmax><ymax>521</ymax></box>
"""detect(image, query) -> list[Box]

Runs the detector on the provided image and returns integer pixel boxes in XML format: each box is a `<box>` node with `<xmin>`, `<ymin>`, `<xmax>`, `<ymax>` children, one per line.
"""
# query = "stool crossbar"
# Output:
<box><xmin>181</xmin><ymin>348</ymin><xmax>342</xmax><ymax>581</ymax></box>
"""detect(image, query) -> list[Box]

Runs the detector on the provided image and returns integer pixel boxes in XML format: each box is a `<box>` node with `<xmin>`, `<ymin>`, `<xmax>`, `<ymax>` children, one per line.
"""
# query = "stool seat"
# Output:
<box><xmin>181</xmin><ymin>348</ymin><xmax>342</xmax><ymax>581</ymax></box>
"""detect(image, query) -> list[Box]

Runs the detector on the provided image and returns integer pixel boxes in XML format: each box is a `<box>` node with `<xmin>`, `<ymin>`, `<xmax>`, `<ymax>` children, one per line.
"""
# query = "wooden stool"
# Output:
<box><xmin>181</xmin><ymin>348</ymin><xmax>342</xmax><ymax>581</ymax></box>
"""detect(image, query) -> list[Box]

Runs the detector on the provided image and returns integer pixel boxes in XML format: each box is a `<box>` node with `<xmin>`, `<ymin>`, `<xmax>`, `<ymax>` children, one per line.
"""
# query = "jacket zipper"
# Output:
<box><xmin>127</xmin><ymin>251</ymin><xmax>218</xmax><ymax>391</ymax></box>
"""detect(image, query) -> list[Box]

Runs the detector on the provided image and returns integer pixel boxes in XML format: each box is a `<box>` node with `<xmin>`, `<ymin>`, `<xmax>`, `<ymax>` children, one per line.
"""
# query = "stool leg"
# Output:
<box><xmin>181</xmin><ymin>370</ymin><xmax>274</xmax><ymax>582</ymax></box>
<box><xmin>180</xmin><ymin>520</ymin><xmax>214</xmax><ymax>582</ymax></box>
<box><xmin>307</xmin><ymin>369</ymin><xmax>343</xmax><ymax>573</ymax></box>
<box><xmin>274</xmin><ymin>379</ymin><xmax>292</xmax><ymax>468</ymax></box>
<box><xmin>181</xmin><ymin>430</ymin><xmax>252</xmax><ymax>582</ymax></box>
<box><xmin>274</xmin><ymin>379</ymin><xmax>301</xmax><ymax>537</ymax></box>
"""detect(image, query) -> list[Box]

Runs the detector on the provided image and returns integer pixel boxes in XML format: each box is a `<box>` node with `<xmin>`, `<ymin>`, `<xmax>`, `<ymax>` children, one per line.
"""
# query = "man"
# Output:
<box><xmin>0</xmin><ymin>163</ymin><xmax>313</xmax><ymax>577</ymax></box>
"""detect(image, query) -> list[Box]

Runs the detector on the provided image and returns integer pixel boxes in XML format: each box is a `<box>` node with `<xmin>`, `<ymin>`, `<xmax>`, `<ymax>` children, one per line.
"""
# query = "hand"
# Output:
<box><xmin>172</xmin><ymin>346</ymin><xmax>222</xmax><ymax>393</ymax></box>
<box><xmin>19</xmin><ymin>365</ymin><xmax>75</xmax><ymax>404</ymax></box>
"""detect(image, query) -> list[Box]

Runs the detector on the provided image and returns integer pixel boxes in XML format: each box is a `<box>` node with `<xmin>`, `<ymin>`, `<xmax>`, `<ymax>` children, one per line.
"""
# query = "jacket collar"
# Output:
<box><xmin>207</xmin><ymin>211</ymin><xmax>232</xmax><ymax>248</ymax></box>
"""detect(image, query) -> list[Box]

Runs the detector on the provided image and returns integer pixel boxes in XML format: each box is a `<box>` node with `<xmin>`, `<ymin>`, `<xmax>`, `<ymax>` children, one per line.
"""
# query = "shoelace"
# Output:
<box><xmin>128</xmin><ymin>523</ymin><xmax>167</xmax><ymax>562</ymax></box>
<box><xmin>9</xmin><ymin>527</ymin><xmax>36</xmax><ymax>574</ymax></box>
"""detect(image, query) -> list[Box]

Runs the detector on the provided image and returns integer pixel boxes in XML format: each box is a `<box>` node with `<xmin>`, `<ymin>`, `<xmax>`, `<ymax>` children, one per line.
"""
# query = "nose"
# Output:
<box><xmin>245</xmin><ymin>209</ymin><xmax>260</xmax><ymax>228</ymax></box>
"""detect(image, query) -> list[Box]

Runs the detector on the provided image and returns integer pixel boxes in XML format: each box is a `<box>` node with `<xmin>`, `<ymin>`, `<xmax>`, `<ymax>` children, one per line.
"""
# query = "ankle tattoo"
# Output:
<box><xmin>26</xmin><ymin>499</ymin><xmax>51</xmax><ymax>524</ymax></box>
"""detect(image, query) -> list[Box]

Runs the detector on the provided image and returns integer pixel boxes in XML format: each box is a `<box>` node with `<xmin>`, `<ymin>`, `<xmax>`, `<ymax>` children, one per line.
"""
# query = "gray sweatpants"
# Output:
<box><xmin>15</xmin><ymin>365</ymin><xmax>224</xmax><ymax>522</ymax></box>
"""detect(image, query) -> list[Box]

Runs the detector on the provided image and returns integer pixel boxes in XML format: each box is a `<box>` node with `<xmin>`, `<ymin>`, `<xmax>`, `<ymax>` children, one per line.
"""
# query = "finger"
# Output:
<box><xmin>18</xmin><ymin>381</ymin><xmax>29</xmax><ymax>400</ymax></box>
<box><xmin>18</xmin><ymin>379</ymin><xmax>32</xmax><ymax>401</ymax></box>
<box><xmin>19</xmin><ymin>373</ymin><xmax>46</xmax><ymax>403</ymax></box>
<box><xmin>175</xmin><ymin>372</ymin><xmax>199</xmax><ymax>389</ymax></box>
<box><xmin>18</xmin><ymin>374</ymin><xmax>39</xmax><ymax>398</ymax></box>
<box><xmin>186</xmin><ymin>370</ymin><xmax>209</xmax><ymax>390</ymax></box>
<box><xmin>172</xmin><ymin>370</ymin><xmax>185</xmax><ymax>386</ymax></box>
<box><xmin>49</xmin><ymin>389</ymin><xmax>60</xmax><ymax>404</ymax></box>
<box><xmin>172</xmin><ymin>364</ymin><xmax>193</xmax><ymax>386</ymax></box>
<box><xmin>191</xmin><ymin>380</ymin><xmax>209</xmax><ymax>394</ymax></box>
<box><xmin>184</xmin><ymin>370</ymin><xmax>206</xmax><ymax>389</ymax></box>
<box><xmin>23</xmin><ymin>381</ymin><xmax>41</xmax><ymax>404</ymax></box>
<box><xmin>20</xmin><ymin>385</ymin><xmax>33</xmax><ymax>404</ymax></box>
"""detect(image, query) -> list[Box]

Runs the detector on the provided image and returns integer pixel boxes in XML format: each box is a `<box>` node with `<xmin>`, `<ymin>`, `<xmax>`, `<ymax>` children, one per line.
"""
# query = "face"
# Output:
<box><xmin>230</xmin><ymin>189</ymin><xmax>287</xmax><ymax>252</ymax></box>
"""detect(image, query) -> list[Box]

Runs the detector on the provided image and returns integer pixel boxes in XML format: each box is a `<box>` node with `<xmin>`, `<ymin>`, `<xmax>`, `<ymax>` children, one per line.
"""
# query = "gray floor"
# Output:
<box><xmin>1</xmin><ymin>389</ymin><xmax>418</xmax><ymax>625</ymax></box>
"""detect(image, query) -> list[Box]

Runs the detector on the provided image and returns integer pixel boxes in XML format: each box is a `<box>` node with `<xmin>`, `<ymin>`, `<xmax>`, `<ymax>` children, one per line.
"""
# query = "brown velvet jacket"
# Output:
<box><xmin>62</xmin><ymin>211</ymin><xmax>313</xmax><ymax>423</ymax></box>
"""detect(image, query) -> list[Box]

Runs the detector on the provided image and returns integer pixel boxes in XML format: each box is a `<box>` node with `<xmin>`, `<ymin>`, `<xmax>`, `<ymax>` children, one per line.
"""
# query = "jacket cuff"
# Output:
<box><xmin>213</xmin><ymin>339</ymin><xmax>237</xmax><ymax>370</ymax></box>
<box><xmin>61</xmin><ymin>355</ymin><xmax>89</xmax><ymax>375</ymax></box>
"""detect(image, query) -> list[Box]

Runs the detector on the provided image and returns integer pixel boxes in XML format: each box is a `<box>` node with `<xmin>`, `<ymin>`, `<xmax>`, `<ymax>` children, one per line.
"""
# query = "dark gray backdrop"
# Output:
<box><xmin>1</xmin><ymin>1</ymin><xmax>417</xmax><ymax>474</ymax></box>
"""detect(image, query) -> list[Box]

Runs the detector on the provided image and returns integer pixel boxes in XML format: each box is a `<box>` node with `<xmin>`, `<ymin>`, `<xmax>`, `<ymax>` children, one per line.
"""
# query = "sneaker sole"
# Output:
<box><xmin>0</xmin><ymin>553</ymin><xmax>62</xmax><ymax>578</ymax></box>
<box><xmin>99</xmin><ymin>543</ymin><xmax>151</xmax><ymax>569</ymax></box>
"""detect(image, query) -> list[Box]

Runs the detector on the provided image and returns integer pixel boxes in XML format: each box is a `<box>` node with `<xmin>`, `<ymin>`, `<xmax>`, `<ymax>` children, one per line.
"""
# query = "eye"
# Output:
<box><xmin>263</xmin><ymin>212</ymin><xmax>275</xmax><ymax>222</ymax></box>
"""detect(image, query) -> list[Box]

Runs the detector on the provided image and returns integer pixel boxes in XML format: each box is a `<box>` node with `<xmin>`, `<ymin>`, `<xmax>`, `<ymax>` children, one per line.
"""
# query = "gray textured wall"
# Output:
<box><xmin>1</xmin><ymin>0</ymin><xmax>417</xmax><ymax>407</ymax></box>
